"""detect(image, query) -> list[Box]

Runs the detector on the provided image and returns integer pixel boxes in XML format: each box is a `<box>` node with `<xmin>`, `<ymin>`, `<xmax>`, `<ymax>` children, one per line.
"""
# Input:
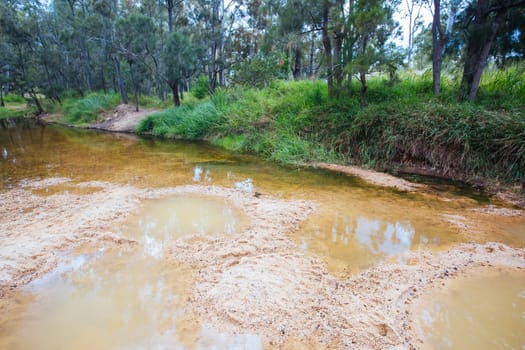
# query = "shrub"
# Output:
<box><xmin>191</xmin><ymin>76</ymin><xmax>210</xmax><ymax>100</ymax></box>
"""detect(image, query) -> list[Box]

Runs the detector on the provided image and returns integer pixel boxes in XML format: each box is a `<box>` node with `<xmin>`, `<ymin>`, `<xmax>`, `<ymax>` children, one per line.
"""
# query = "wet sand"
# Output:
<box><xmin>1</xmin><ymin>177</ymin><xmax>525</xmax><ymax>348</ymax></box>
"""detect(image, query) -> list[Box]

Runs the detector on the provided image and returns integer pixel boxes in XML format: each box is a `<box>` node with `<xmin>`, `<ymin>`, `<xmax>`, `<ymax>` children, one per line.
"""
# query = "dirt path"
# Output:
<box><xmin>1</xmin><ymin>178</ymin><xmax>524</xmax><ymax>348</ymax></box>
<box><xmin>40</xmin><ymin>104</ymin><xmax>157</xmax><ymax>133</ymax></box>
<box><xmin>88</xmin><ymin>104</ymin><xmax>157</xmax><ymax>132</ymax></box>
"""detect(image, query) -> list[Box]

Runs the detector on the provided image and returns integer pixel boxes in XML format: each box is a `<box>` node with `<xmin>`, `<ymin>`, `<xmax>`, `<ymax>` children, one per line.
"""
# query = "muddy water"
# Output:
<box><xmin>1</xmin><ymin>121</ymin><xmax>525</xmax><ymax>348</ymax></box>
<box><xmin>117</xmin><ymin>196</ymin><xmax>251</xmax><ymax>257</ymax></box>
<box><xmin>0</xmin><ymin>192</ymin><xmax>254</xmax><ymax>350</ymax></box>
<box><xmin>2</xmin><ymin>122</ymin><xmax>523</xmax><ymax>272</ymax></box>
<box><xmin>0</xmin><ymin>246</ymin><xmax>194</xmax><ymax>350</ymax></box>
<box><xmin>413</xmin><ymin>269</ymin><xmax>525</xmax><ymax>349</ymax></box>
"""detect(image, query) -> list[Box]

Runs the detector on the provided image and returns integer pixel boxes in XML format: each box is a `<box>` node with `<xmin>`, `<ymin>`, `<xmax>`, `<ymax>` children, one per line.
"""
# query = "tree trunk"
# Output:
<box><xmin>309</xmin><ymin>30</ymin><xmax>315</xmax><ymax>78</ymax></box>
<box><xmin>359</xmin><ymin>71</ymin><xmax>367</xmax><ymax>107</ymax></box>
<box><xmin>0</xmin><ymin>86</ymin><xmax>4</xmax><ymax>107</ymax></box>
<box><xmin>431</xmin><ymin>0</ymin><xmax>446</xmax><ymax>96</ymax></box>
<box><xmin>460</xmin><ymin>0</ymin><xmax>508</xmax><ymax>101</ymax></box>
<box><xmin>114</xmin><ymin>58</ymin><xmax>128</xmax><ymax>104</ymax></box>
<box><xmin>167</xmin><ymin>0</ymin><xmax>174</xmax><ymax>33</ymax></box>
<box><xmin>129</xmin><ymin>62</ymin><xmax>139</xmax><ymax>112</ymax></box>
<box><xmin>293</xmin><ymin>47</ymin><xmax>302</xmax><ymax>80</ymax></box>
<box><xmin>334</xmin><ymin>24</ymin><xmax>344</xmax><ymax>90</ymax></box>
<box><xmin>322</xmin><ymin>0</ymin><xmax>334</xmax><ymax>97</ymax></box>
<box><xmin>170</xmin><ymin>81</ymin><xmax>180</xmax><ymax>107</ymax></box>
<box><xmin>3</xmin><ymin>66</ymin><xmax>9</xmax><ymax>95</ymax></box>
<box><xmin>179</xmin><ymin>81</ymin><xmax>184</xmax><ymax>100</ymax></box>
<box><xmin>30</xmin><ymin>89</ymin><xmax>44</xmax><ymax>114</ymax></box>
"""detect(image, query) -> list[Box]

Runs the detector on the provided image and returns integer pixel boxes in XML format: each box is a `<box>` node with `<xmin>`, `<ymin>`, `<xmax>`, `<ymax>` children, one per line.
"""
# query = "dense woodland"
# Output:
<box><xmin>1</xmin><ymin>0</ymin><xmax>524</xmax><ymax>110</ymax></box>
<box><xmin>1</xmin><ymin>0</ymin><xmax>524</xmax><ymax>188</ymax></box>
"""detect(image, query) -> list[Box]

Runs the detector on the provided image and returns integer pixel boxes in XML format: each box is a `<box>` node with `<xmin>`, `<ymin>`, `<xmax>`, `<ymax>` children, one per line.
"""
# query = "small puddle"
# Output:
<box><xmin>412</xmin><ymin>269</ymin><xmax>525</xmax><ymax>349</ymax></box>
<box><xmin>118</xmin><ymin>195</ymin><xmax>250</xmax><ymax>248</ymax></box>
<box><xmin>293</xmin><ymin>199</ymin><xmax>465</xmax><ymax>274</ymax></box>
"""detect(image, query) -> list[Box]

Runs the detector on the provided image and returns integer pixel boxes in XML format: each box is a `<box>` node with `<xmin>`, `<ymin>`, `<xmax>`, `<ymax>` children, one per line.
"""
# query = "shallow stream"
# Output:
<box><xmin>1</xmin><ymin>120</ymin><xmax>524</xmax><ymax>348</ymax></box>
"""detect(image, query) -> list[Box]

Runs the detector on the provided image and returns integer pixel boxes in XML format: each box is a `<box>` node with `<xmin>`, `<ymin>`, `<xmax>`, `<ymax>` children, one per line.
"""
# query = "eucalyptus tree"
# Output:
<box><xmin>116</xmin><ymin>13</ymin><xmax>157</xmax><ymax>111</ymax></box>
<box><xmin>459</xmin><ymin>0</ymin><xmax>525</xmax><ymax>101</ymax></box>
<box><xmin>347</xmin><ymin>0</ymin><xmax>400</xmax><ymax>106</ymax></box>
<box><xmin>163</xmin><ymin>30</ymin><xmax>201</xmax><ymax>106</ymax></box>
<box><xmin>429</xmin><ymin>0</ymin><xmax>461</xmax><ymax>96</ymax></box>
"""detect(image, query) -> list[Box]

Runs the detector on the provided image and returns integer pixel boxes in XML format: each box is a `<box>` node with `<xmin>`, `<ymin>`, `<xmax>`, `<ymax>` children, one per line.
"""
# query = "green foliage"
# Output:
<box><xmin>232</xmin><ymin>55</ymin><xmax>286</xmax><ymax>87</ymax></box>
<box><xmin>191</xmin><ymin>76</ymin><xmax>210</xmax><ymax>100</ymax></box>
<box><xmin>137</xmin><ymin>101</ymin><xmax>222</xmax><ymax>139</ymax></box>
<box><xmin>138</xmin><ymin>71</ymin><xmax>525</xmax><ymax>185</ymax></box>
<box><xmin>0</xmin><ymin>106</ymin><xmax>33</xmax><ymax>119</ymax></box>
<box><xmin>63</xmin><ymin>93</ymin><xmax>120</xmax><ymax>123</ymax></box>
<box><xmin>3</xmin><ymin>95</ymin><xmax>27</xmax><ymax>103</ymax></box>
<box><xmin>164</xmin><ymin>31</ymin><xmax>200</xmax><ymax>85</ymax></box>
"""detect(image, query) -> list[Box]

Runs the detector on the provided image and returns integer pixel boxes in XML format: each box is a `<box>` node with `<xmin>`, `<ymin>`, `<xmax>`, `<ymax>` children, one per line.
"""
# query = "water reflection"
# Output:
<box><xmin>234</xmin><ymin>178</ymin><xmax>254</xmax><ymax>193</ymax></box>
<box><xmin>192</xmin><ymin>166</ymin><xmax>211</xmax><ymax>183</ymax></box>
<box><xmin>118</xmin><ymin>196</ymin><xmax>250</xmax><ymax>258</ymax></box>
<box><xmin>0</xmin><ymin>247</ymin><xmax>192</xmax><ymax>350</ymax></box>
<box><xmin>355</xmin><ymin>218</ymin><xmax>415</xmax><ymax>256</ymax></box>
<box><xmin>298</xmin><ymin>209</ymin><xmax>434</xmax><ymax>272</ymax></box>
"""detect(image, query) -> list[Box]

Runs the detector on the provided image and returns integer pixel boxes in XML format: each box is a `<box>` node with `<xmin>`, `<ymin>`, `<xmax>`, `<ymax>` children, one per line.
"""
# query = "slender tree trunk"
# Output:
<box><xmin>309</xmin><ymin>30</ymin><xmax>315</xmax><ymax>78</ymax></box>
<box><xmin>114</xmin><ymin>58</ymin><xmax>128</xmax><ymax>104</ymax></box>
<box><xmin>30</xmin><ymin>89</ymin><xmax>44</xmax><ymax>114</ymax></box>
<box><xmin>334</xmin><ymin>31</ymin><xmax>343</xmax><ymax>90</ymax></box>
<box><xmin>0</xmin><ymin>86</ymin><xmax>4</xmax><ymax>107</ymax></box>
<box><xmin>129</xmin><ymin>62</ymin><xmax>139</xmax><ymax>112</ymax></box>
<box><xmin>179</xmin><ymin>81</ymin><xmax>184</xmax><ymax>100</ymax></box>
<box><xmin>169</xmin><ymin>81</ymin><xmax>180</xmax><ymax>106</ymax></box>
<box><xmin>293</xmin><ymin>47</ymin><xmax>302</xmax><ymax>80</ymax></box>
<box><xmin>359</xmin><ymin>71</ymin><xmax>367</xmax><ymax>107</ymax></box>
<box><xmin>4</xmin><ymin>66</ymin><xmax>9</xmax><ymax>95</ymax></box>
<box><xmin>359</xmin><ymin>35</ymin><xmax>368</xmax><ymax>107</ymax></box>
<box><xmin>460</xmin><ymin>0</ymin><xmax>507</xmax><ymax>101</ymax></box>
<box><xmin>322</xmin><ymin>0</ymin><xmax>334</xmax><ymax>97</ymax></box>
<box><xmin>431</xmin><ymin>0</ymin><xmax>446</xmax><ymax>96</ymax></box>
<box><xmin>167</xmin><ymin>0</ymin><xmax>174</xmax><ymax>33</ymax></box>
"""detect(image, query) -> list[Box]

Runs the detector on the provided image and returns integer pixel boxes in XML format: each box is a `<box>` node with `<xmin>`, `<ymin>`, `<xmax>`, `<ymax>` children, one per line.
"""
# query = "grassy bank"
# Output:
<box><xmin>0</xmin><ymin>95</ymin><xmax>36</xmax><ymax>119</ymax></box>
<box><xmin>136</xmin><ymin>66</ymin><xmax>525</xmax><ymax>189</ymax></box>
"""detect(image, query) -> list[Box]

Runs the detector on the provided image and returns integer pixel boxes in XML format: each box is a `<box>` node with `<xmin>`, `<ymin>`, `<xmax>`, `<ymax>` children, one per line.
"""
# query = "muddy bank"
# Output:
<box><xmin>1</xmin><ymin>177</ymin><xmax>525</xmax><ymax>348</ymax></box>
<box><xmin>40</xmin><ymin>104</ymin><xmax>157</xmax><ymax>133</ymax></box>
<box><xmin>87</xmin><ymin>104</ymin><xmax>158</xmax><ymax>133</ymax></box>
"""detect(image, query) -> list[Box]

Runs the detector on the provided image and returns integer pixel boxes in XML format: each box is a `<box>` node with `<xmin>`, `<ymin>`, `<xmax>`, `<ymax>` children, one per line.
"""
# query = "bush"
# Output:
<box><xmin>63</xmin><ymin>93</ymin><xmax>120</xmax><ymax>123</ymax></box>
<box><xmin>191</xmin><ymin>76</ymin><xmax>210</xmax><ymax>100</ymax></box>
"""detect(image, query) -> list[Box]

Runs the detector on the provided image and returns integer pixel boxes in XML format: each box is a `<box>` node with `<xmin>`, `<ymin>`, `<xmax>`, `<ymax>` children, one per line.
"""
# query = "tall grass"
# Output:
<box><xmin>63</xmin><ymin>93</ymin><xmax>121</xmax><ymax>123</ymax></box>
<box><xmin>137</xmin><ymin>64</ymin><xmax>524</xmax><ymax>186</ymax></box>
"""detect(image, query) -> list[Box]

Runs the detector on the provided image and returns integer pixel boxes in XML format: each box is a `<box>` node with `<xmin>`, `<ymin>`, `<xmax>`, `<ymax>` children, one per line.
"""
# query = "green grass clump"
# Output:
<box><xmin>4</xmin><ymin>95</ymin><xmax>27</xmax><ymax>103</ymax></box>
<box><xmin>0</xmin><ymin>106</ymin><xmax>32</xmax><ymax>119</ymax></box>
<box><xmin>63</xmin><ymin>93</ymin><xmax>120</xmax><ymax>123</ymax></box>
<box><xmin>137</xmin><ymin>100</ymin><xmax>222</xmax><ymax>139</ymax></box>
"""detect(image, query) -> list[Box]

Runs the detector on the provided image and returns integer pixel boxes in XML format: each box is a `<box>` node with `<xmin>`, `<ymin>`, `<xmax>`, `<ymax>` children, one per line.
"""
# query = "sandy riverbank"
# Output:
<box><xmin>1</xmin><ymin>177</ymin><xmax>524</xmax><ymax>348</ymax></box>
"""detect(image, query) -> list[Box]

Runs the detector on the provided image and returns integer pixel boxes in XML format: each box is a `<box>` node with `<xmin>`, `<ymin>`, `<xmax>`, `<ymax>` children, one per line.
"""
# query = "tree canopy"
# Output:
<box><xmin>0</xmin><ymin>0</ymin><xmax>523</xmax><ymax>107</ymax></box>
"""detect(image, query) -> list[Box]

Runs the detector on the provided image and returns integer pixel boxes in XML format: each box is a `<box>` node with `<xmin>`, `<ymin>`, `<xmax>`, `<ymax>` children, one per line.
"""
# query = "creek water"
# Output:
<box><xmin>1</xmin><ymin>120</ymin><xmax>524</xmax><ymax>348</ymax></box>
<box><xmin>413</xmin><ymin>269</ymin><xmax>525</xmax><ymax>349</ymax></box>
